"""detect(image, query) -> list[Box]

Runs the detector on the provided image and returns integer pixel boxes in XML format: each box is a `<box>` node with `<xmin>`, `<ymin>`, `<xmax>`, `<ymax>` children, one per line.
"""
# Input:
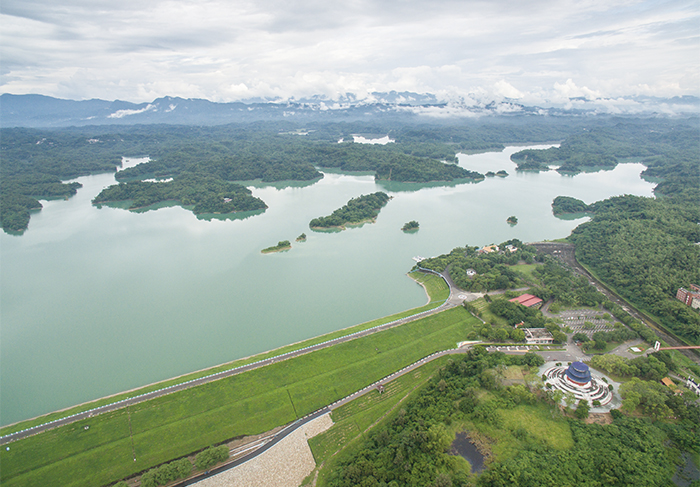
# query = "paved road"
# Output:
<box><xmin>530</xmin><ymin>242</ymin><xmax>699</xmax><ymax>364</ymax></box>
<box><xmin>1</xmin><ymin>270</ymin><xmax>462</xmax><ymax>445</ymax></box>
<box><xmin>175</xmin><ymin>345</ymin><xmax>475</xmax><ymax>486</ymax></box>
<box><xmin>173</xmin><ymin>407</ymin><xmax>331</xmax><ymax>487</ymax></box>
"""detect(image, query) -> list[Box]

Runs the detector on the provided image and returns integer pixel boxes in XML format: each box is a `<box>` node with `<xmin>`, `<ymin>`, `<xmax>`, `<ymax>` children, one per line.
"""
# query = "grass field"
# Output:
<box><xmin>0</xmin><ymin>271</ymin><xmax>447</xmax><ymax>439</ymax></box>
<box><xmin>471</xmin><ymin>297</ymin><xmax>509</xmax><ymax>326</ymax></box>
<box><xmin>454</xmin><ymin>399</ymin><xmax>574</xmax><ymax>466</ymax></box>
<box><xmin>1</xmin><ymin>302</ymin><xmax>476</xmax><ymax>486</ymax></box>
<box><xmin>511</xmin><ymin>263</ymin><xmax>540</xmax><ymax>283</ymax></box>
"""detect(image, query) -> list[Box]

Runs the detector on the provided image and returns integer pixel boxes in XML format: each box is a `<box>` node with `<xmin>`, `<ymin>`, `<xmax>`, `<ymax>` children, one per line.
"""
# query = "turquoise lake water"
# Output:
<box><xmin>0</xmin><ymin>145</ymin><xmax>655</xmax><ymax>425</ymax></box>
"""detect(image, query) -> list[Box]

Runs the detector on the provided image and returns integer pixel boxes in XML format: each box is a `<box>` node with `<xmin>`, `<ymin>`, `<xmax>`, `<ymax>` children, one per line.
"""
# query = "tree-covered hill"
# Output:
<box><xmin>322</xmin><ymin>348</ymin><xmax>696</xmax><ymax>487</ymax></box>
<box><xmin>93</xmin><ymin>173</ymin><xmax>267</xmax><ymax>216</ymax></box>
<box><xmin>310</xmin><ymin>192</ymin><xmax>391</xmax><ymax>229</ymax></box>
<box><xmin>568</xmin><ymin>194</ymin><xmax>700</xmax><ymax>344</ymax></box>
<box><xmin>510</xmin><ymin>119</ymin><xmax>699</xmax><ymax>175</ymax></box>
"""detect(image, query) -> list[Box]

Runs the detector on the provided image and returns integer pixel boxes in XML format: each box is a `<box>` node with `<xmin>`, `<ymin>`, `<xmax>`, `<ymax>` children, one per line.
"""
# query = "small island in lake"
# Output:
<box><xmin>310</xmin><ymin>192</ymin><xmax>391</xmax><ymax>230</ymax></box>
<box><xmin>402</xmin><ymin>220</ymin><xmax>419</xmax><ymax>232</ymax></box>
<box><xmin>261</xmin><ymin>240</ymin><xmax>291</xmax><ymax>253</ymax></box>
<box><xmin>506</xmin><ymin>215</ymin><xmax>518</xmax><ymax>225</ymax></box>
<box><xmin>296</xmin><ymin>233</ymin><xmax>307</xmax><ymax>242</ymax></box>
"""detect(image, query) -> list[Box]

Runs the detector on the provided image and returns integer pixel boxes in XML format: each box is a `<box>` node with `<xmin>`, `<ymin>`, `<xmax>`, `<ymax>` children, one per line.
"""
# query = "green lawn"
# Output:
<box><xmin>472</xmin><ymin>297</ymin><xmax>509</xmax><ymax>326</ymax></box>
<box><xmin>0</xmin><ymin>271</ymin><xmax>445</xmax><ymax>439</ymax></box>
<box><xmin>511</xmin><ymin>263</ymin><xmax>540</xmax><ymax>283</ymax></box>
<box><xmin>409</xmin><ymin>270</ymin><xmax>450</xmax><ymax>303</ymax></box>
<box><xmin>1</xmin><ymin>307</ymin><xmax>478</xmax><ymax>487</ymax></box>
<box><xmin>456</xmin><ymin>401</ymin><xmax>574</xmax><ymax>465</ymax></box>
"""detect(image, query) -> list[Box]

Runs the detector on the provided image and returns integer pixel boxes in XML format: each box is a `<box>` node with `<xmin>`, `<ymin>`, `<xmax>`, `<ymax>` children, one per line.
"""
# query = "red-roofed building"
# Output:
<box><xmin>509</xmin><ymin>294</ymin><xmax>543</xmax><ymax>308</ymax></box>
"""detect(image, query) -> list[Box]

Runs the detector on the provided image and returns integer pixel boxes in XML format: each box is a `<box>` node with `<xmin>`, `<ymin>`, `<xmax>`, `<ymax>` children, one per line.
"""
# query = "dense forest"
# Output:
<box><xmin>510</xmin><ymin>119</ymin><xmax>699</xmax><ymax>176</ymax></box>
<box><xmin>323</xmin><ymin>348</ymin><xmax>698</xmax><ymax>487</ymax></box>
<box><xmin>4</xmin><ymin>119</ymin><xmax>562</xmax><ymax>233</ymax></box>
<box><xmin>568</xmin><ymin>194</ymin><xmax>700</xmax><ymax>345</ymax></box>
<box><xmin>536</xmin><ymin>117</ymin><xmax>700</xmax><ymax>346</ymax></box>
<box><xmin>309</xmin><ymin>192</ymin><xmax>391</xmax><ymax>229</ymax></box>
<box><xmin>3</xmin><ymin>116</ymin><xmax>696</xmax><ymax>233</ymax></box>
<box><xmin>92</xmin><ymin>173</ymin><xmax>267</xmax><ymax>215</ymax></box>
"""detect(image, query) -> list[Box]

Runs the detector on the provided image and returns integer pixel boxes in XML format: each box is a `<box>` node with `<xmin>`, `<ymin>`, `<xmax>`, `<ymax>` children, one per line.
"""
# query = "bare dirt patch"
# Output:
<box><xmin>584</xmin><ymin>412</ymin><xmax>613</xmax><ymax>425</ymax></box>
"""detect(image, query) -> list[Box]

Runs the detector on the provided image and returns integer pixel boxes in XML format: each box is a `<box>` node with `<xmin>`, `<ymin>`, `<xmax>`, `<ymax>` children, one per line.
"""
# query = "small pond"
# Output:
<box><xmin>673</xmin><ymin>452</ymin><xmax>700</xmax><ymax>487</ymax></box>
<box><xmin>450</xmin><ymin>432</ymin><xmax>485</xmax><ymax>473</ymax></box>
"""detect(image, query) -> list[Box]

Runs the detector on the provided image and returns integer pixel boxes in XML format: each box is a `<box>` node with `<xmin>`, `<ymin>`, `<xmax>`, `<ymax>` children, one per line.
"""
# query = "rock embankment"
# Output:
<box><xmin>195</xmin><ymin>413</ymin><xmax>333</xmax><ymax>487</ymax></box>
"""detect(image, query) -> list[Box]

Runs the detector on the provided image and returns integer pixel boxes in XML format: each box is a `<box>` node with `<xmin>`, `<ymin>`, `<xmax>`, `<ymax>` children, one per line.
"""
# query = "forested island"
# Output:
<box><xmin>506</xmin><ymin>215</ymin><xmax>518</xmax><ymax>225</ymax></box>
<box><xmin>402</xmin><ymin>220</ymin><xmax>419</xmax><ymax>232</ymax></box>
<box><xmin>261</xmin><ymin>240</ymin><xmax>291</xmax><ymax>253</ymax></box>
<box><xmin>3</xmin><ymin>116</ymin><xmax>697</xmax><ymax>233</ymax></box>
<box><xmin>310</xmin><ymin>192</ymin><xmax>391</xmax><ymax>229</ymax></box>
<box><xmin>92</xmin><ymin>173</ymin><xmax>267</xmax><ymax>216</ymax></box>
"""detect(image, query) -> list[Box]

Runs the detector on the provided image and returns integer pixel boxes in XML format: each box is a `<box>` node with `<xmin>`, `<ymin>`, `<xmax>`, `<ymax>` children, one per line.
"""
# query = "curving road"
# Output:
<box><xmin>1</xmin><ymin>270</ymin><xmax>464</xmax><ymax>445</ymax></box>
<box><xmin>173</xmin><ymin>345</ymin><xmax>476</xmax><ymax>486</ymax></box>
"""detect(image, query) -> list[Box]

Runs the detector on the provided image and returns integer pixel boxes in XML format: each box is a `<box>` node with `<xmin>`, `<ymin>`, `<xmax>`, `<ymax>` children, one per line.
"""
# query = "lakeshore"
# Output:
<box><xmin>1</xmin><ymin>149</ymin><xmax>656</xmax><ymax>427</ymax></box>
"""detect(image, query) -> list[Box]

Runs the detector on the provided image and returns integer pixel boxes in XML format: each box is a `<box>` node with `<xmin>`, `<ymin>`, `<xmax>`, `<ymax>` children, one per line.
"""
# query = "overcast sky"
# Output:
<box><xmin>1</xmin><ymin>0</ymin><xmax>698</xmax><ymax>104</ymax></box>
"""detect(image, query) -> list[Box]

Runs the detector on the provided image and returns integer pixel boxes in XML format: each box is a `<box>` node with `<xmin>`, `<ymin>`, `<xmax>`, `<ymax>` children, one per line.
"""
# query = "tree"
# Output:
<box><xmin>195</xmin><ymin>445</ymin><xmax>229</xmax><ymax>470</ymax></box>
<box><xmin>572</xmin><ymin>332</ymin><xmax>588</xmax><ymax>342</ymax></box>
<box><xmin>575</xmin><ymin>399</ymin><xmax>590</xmax><ymax>419</ymax></box>
<box><xmin>564</xmin><ymin>392</ymin><xmax>576</xmax><ymax>409</ymax></box>
<box><xmin>510</xmin><ymin>328</ymin><xmax>526</xmax><ymax>342</ymax></box>
<box><xmin>620</xmin><ymin>378</ymin><xmax>673</xmax><ymax>419</ymax></box>
<box><xmin>495</xmin><ymin>329</ymin><xmax>509</xmax><ymax>342</ymax></box>
<box><xmin>551</xmin><ymin>330</ymin><xmax>568</xmax><ymax>344</ymax></box>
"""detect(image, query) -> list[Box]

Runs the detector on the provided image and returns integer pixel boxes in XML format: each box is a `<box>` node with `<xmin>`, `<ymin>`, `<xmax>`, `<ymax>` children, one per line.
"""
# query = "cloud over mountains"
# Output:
<box><xmin>1</xmin><ymin>0</ymin><xmax>698</xmax><ymax>103</ymax></box>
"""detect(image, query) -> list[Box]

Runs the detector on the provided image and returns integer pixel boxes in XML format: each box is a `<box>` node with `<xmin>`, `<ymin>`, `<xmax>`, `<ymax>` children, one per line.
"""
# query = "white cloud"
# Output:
<box><xmin>107</xmin><ymin>104</ymin><xmax>155</xmax><ymax>118</ymax></box>
<box><xmin>1</xmin><ymin>0</ymin><xmax>698</xmax><ymax>102</ymax></box>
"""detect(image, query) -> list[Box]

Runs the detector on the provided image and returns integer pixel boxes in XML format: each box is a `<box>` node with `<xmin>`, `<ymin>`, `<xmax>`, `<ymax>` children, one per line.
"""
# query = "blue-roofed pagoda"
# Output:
<box><xmin>543</xmin><ymin>361</ymin><xmax>613</xmax><ymax>406</ymax></box>
<box><xmin>565</xmin><ymin>361</ymin><xmax>591</xmax><ymax>386</ymax></box>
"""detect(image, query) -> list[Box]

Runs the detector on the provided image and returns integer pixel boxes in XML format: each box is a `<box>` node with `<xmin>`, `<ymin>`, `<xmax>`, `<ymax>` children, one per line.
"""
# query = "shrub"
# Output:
<box><xmin>195</xmin><ymin>445</ymin><xmax>229</xmax><ymax>471</ymax></box>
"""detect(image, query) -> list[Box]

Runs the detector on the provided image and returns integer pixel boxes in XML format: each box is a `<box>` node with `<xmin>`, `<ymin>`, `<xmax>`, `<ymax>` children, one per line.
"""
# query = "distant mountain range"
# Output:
<box><xmin>1</xmin><ymin>92</ymin><xmax>698</xmax><ymax>128</ymax></box>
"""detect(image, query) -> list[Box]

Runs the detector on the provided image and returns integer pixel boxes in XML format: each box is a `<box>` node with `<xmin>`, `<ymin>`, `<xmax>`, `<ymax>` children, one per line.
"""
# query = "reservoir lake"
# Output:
<box><xmin>0</xmin><ymin>145</ymin><xmax>655</xmax><ymax>426</ymax></box>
